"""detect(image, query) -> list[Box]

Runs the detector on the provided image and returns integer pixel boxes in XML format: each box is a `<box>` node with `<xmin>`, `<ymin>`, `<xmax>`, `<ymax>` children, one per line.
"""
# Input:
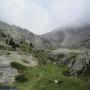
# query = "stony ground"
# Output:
<box><xmin>0</xmin><ymin>50</ymin><xmax>38</xmax><ymax>84</ymax></box>
<box><xmin>52</xmin><ymin>48</ymin><xmax>83</xmax><ymax>54</ymax></box>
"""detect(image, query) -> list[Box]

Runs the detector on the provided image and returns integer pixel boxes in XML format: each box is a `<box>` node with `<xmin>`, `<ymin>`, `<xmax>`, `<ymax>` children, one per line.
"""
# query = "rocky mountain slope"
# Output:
<box><xmin>0</xmin><ymin>49</ymin><xmax>38</xmax><ymax>84</ymax></box>
<box><xmin>0</xmin><ymin>21</ymin><xmax>51</xmax><ymax>49</ymax></box>
<box><xmin>48</xmin><ymin>49</ymin><xmax>90</xmax><ymax>75</ymax></box>
<box><xmin>1</xmin><ymin>21</ymin><xmax>90</xmax><ymax>49</ymax></box>
<box><xmin>42</xmin><ymin>26</ymin><xmax>90</xmax><ymax>48</ymax></box>
<box><xmin>42</xmin><ymin>29</ymin><xmax>65</xmax><ymax>48</ymax></box>
<box><xmin>0</xmin><ymin>21</ymin><xmax>90</xmax><ymax>89</ymax></box>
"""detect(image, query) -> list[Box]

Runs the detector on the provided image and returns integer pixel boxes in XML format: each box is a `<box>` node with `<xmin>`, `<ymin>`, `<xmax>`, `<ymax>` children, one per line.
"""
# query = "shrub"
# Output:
<box><xmin>33</xmin><ymin>50</ymin><xmax>48</xmax><ymax>66</ymax></box>
<box><xmin>15</xmin><ymin>74</ymin><xmax>28</xmax><ymax>83</ymax></box>
<box><xmin>69</xmin><ymin>53</ymin><xmax>78</xmax><ymax>60</ymax></box>
<box><xmin>20</xmin><ymin>44</ymin><xmax>29</xmax><ymax>52</ymax></box>
<box><xmin>0</xmin><ymin>44</ymin><xmax>7</xmax><ymax>50</ymax></box>
<box><xmin>10</xmin><ymin>62</ymin><xmax>28</xmax><ymax>83</ymax></box>
<box><xmin>9</xmin><ymin>38</ymin><xmax>19</xmax><ymax>49</ymax></box>
<box><xmin>0</xmin><ymin>44</ymin><xmax>16</xmax><ymax>51</ymax></box>
<box><xmin>10</xmin><ymin>62</ymin><xmax>26</xmax><ymax>72</ymax></box>
<box><xmin>63</xmin><ymin>68</ymin><xmax>71</xmax><ymax>77</ymax></box>
<box><xmin>6</xmin><ymin>52</ymin><xmax>11</xmax><ymax>55</ymax></box>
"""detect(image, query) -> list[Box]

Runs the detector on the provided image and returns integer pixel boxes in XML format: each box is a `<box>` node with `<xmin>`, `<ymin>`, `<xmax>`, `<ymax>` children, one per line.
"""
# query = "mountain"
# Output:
<box><xmin>42</xmin><ymin>26</ymin><xmax>90</xmax><ymax>49</ymax></box>
<box><xmin>42</xmin><ymin>28</ymin><xmax>65</xmax><ymax>48</ymax></box>
<box><xmin>0</xmin><ymin>21</ymin><xmax>51</xmax><ymax>49</ymax></box>
<box><xmin>0</xmin><ymin>21</ymin><xmax>90</xmax><ymax>88</ymax></box>
<box><xmin>1</xmin><ymin>21</ymin><xmax>90</xmax><ymax>49</ymax></box>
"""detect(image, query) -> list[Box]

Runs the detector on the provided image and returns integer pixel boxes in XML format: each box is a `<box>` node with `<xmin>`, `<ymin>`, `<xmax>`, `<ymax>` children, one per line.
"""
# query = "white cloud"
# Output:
<box><xmin>0</xmin><ymin>0</ymin><xmax>90</xmax><ymax>34</ymax></box>
<box><xmin>48</xmin><ymin>0</ymin><xmax>90</xmax><ymax>29</ymax></box>
<box><xmin>0</xmin><ymin>0</ymin><xmax>49</xmax><ymax>34</ymax></box>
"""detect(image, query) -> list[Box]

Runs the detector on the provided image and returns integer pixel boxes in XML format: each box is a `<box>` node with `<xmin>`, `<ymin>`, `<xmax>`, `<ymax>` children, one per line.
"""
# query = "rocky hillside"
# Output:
<box><xmin>1</xmin><ymin>21</ymin><xmax>90</xmax><ymax>49</ymax></box>
<box><xmin>0</xmin><ymin>21</ymin><xmax>51</xmax><ymax>49</ymax></box>
<box><xmin>42</xmin><ymin>26</ymin><xmax>90</xmax><ymax>48</ymax></box>
<box><xmin>48</xmin><ymin>49</ymin><xmax>90</xmax><ymax>80</ymax></box>
<box><xmin>0</xmin><ymin>21</ymin><xmax>90</xmax><ymax>89</ymax></box>
<box><xmin>42</xmin><ymin>29</ymin><xmax>65</xmax><ymax>48</ymax></box>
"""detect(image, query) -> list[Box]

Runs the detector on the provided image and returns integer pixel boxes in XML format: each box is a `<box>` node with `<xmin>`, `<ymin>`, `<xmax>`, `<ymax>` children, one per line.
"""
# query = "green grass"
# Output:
<box><xmin>1</xmin><ymin>42</ymin><xmax>90</xmax><ymax>90</ymax></box>
<box><xmin>0</xmin><ymin>44</ymin><xmax>17</xmax><ymax>51</ymax></box>
<box><xmin>32</xmin><ymin>50</ymin><xmax>49</xmax><ymax>65</ymax></box>
<box><xmin>10</xmin><ymin>62</ymin><xmax>27</xmax><ymax>72</ymax></box>
<box><xmin>20</xmin><ymin>44</ymin><xmax>30</xmax><ymax>52</ymax></box>
<box><xmin>15</xmin><ymin>64</ymin><xmax>90</xmax><ymax>90</ymax></box>
<box><xmin>10</xmin><ymin>62</ymin><xmax>28</xmax><ymax>83</ymax></box>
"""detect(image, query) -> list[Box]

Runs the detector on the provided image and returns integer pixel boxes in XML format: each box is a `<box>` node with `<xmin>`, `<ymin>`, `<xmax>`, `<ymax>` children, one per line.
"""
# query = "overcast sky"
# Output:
<box><xmin>0</xmin><ymin>0</ymin><xmax>90</xmax><ymax>34</ymax></box>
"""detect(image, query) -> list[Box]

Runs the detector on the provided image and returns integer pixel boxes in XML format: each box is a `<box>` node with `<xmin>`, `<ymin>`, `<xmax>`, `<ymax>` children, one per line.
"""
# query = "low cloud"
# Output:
<box><xmin>0</xmin><ymin>0</ymin><xmax>90</xmax><ymax>34</ymax></box>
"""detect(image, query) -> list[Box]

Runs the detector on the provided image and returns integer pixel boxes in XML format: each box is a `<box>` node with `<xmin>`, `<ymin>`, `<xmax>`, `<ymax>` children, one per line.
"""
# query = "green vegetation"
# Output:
<box><xmin>0</xmin><ymin>44</ymin><xmax>14</xmax><ymax>51</ymax></box>
<box><xmin>10</xmin><ymin>62</ymin><xmax>28</xmax><ymax>83</ymax></box>
<box><xmin>68</xmin><ymin>53</ymin><xmax>78</xmax><ymax>60</ymax></box>
<box><xmin>15</xmin><ymin>64</ymin><xmax>90</xmax><ymax>90</ymax></box>
<box><xmin>79</xmin><ymin>65</ymin><xmax>90</xmax><ymax>81</ymax></box>
<box><xmin>10</xmin><ymin>50</ymin><xmax>90</xmax><ymax>90</ymax></box>
<box><xmin>20</xmin><ymin>44</ymin><xmax>30</xmax><ymax>52</ymax></box>
<box><xmin>0</xmin><ymin>44</ymin><xmax>8</xmax><ymax>50</ymax></box>
<box><xmin>10</xmin><ymin>62</ymin><xmax>27</xmax><ymax>72</ymax></box>
<box><xmin>29</xmin><ymin>42</ymin><xmax>34</xmax><ymax>53</ymax></box>
<box><xmin>63</xmin><ymin>67</ymin><xmax>71</xmax><ymax>77</ymax></box>
<box><xmin>19</xmin><ymin>42</ymin><xmax>34</xmax><ymax>53</ymax></box>
<box><xmin>0</xmin><ymin>31</ymin><xmax>90</xmax><ymax>90</ymax></box>
<box><xmin>32</xmin><ymin>50</ymin><xmax>48</xmax><ymax>65</ymax></box>
<box><xmin>15</xmin><ymin>74</ymin><xmax>28</xmax><ymax>83</ymax></box>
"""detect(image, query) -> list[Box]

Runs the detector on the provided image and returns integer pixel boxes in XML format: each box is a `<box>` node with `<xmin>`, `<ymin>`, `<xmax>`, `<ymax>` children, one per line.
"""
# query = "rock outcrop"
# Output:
<box><xmin>1</xmin><ymin>21</ymin><xmax>90</xmax><ymax>49</ymax></box>
<box><xmin>48</xmin><ymin>49</ymin><xmax>90</xmax><ymax>76</ymax></box>
<box><xmin>0</xmin><ymin>21</ymin><xmax>51</xmax><ymax>49</ymax></box>
<box><xmin>42</xmin><ymin>26</ymin><xmax>90</xmax><ymax>48</ymax></box>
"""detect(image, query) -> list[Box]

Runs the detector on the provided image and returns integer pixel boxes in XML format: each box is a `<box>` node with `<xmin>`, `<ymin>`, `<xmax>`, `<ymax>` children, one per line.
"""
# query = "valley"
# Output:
<box><xmin>0</xmin><ymin>21</ymin><xmax>90</xmax><ymax>90</ymax></box>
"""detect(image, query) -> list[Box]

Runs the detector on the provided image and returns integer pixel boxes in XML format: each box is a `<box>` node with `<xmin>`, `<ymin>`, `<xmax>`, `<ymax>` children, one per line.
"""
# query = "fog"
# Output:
<box><xmin>0</xmin><ymin>0</ymin><xmax>90</xmax><ymax>34</ymax></box>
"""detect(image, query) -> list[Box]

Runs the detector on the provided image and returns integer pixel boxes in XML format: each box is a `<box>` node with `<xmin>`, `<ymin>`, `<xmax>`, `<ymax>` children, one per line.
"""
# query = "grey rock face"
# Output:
<box><xmin>42</xmin><ymin>26</ymin><xmax>90</xmax><ymax>48</ymax></box>
<box><xmin>42</xmin><ymin>29</ymin><xmax>65</xmax><ymax>48</ymax></box>
<box><xmin>0</xmin><ymin>55</ymin><xmax>17</xmax><ymax>84</ymax></box>
<box><xmin>48</xmin><ymin>49</ymin><xmax>90</xmax><ymax>76</ymax></box>
<box><xmin>1</xmin><ymin>21</ymin><xmax>90</xmax><ymax>49</ymax></box>
<box><xmin>0</xmin><ymin>21</ymin><xmax>51</xmax><ymax>49</ymax></box>
<box><xmin>0</xmin><ymin>64</ymin><xmax>17</xmax><ymax>84</ymax></box>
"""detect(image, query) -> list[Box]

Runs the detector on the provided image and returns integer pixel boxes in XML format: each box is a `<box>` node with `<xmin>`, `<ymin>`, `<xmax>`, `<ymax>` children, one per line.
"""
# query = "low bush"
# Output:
<box><xmin>15</xmin><ymin>74</ymin><xmax>28</xmax><ymax>83</ymax></box>
<box><xmin>10</xmin><ymin>62</ymin><xmax>27</xmax><ymax>72</ymax></box>
<box><xmin>20</xmin><ymin>44</ymin><xmax>30</xmax><ymax>52</ymax></box>
<box><xmin>63</xmin><ymin>68</ymin><xmax>71</xmax><ymax>77</ymax></box>
<box><xmin>0</xmin><ymin>44</ymin><xmax>8</xmax><ymax>50</ymax></box>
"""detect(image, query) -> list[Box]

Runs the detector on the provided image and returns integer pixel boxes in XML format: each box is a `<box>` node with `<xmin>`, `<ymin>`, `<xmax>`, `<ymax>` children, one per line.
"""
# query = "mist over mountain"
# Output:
<box><xmin>1</xmin><ymin>0</ymin><xmax>90</xmax><ymax>89</ymax></box>
<box><xmin>0</xmin><ymin>0</ymin><xmax>90</xmax><ymax>34</ymax></box>
<box><xmin>0</xmin><ymin>21</ymin><xmax>90</xmax><ymax>49</ymax></box>
<box><xmin>42</xmin><ymin>25</ymin><xmax>90</xmax><ymax>48</ymax></box>
<box><xmin>1</xmin><ymin>22</ymin><xmax>90</xmax><ymax>90</ymax></box>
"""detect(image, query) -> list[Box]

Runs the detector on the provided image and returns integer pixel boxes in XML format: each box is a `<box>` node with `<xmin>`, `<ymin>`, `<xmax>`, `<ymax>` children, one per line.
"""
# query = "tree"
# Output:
<box><xmin>6</xmin><ymin>38</ymin><xmax>9</xmax><ymax>45</ymax></box>
<box><xmin>9</xmin><ymin>38</ymin><xmax>19</xmax><ymax>49</ymax></box>
<box><xmin>29</xmin><ymin>42</ymin><xmax>33</xmax><ymax>53</ymax></box>
<box><xmin>9</xmin><ymin>38</ymin><xmax>14</xmax><ymax>46</ymax></box>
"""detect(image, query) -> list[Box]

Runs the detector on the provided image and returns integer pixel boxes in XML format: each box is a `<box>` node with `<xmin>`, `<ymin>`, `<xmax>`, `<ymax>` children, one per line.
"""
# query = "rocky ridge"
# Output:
<box><xmin>48</xmin><ymin>49</ymin><xmax>90</xmax><ymax>77</ymax></box>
